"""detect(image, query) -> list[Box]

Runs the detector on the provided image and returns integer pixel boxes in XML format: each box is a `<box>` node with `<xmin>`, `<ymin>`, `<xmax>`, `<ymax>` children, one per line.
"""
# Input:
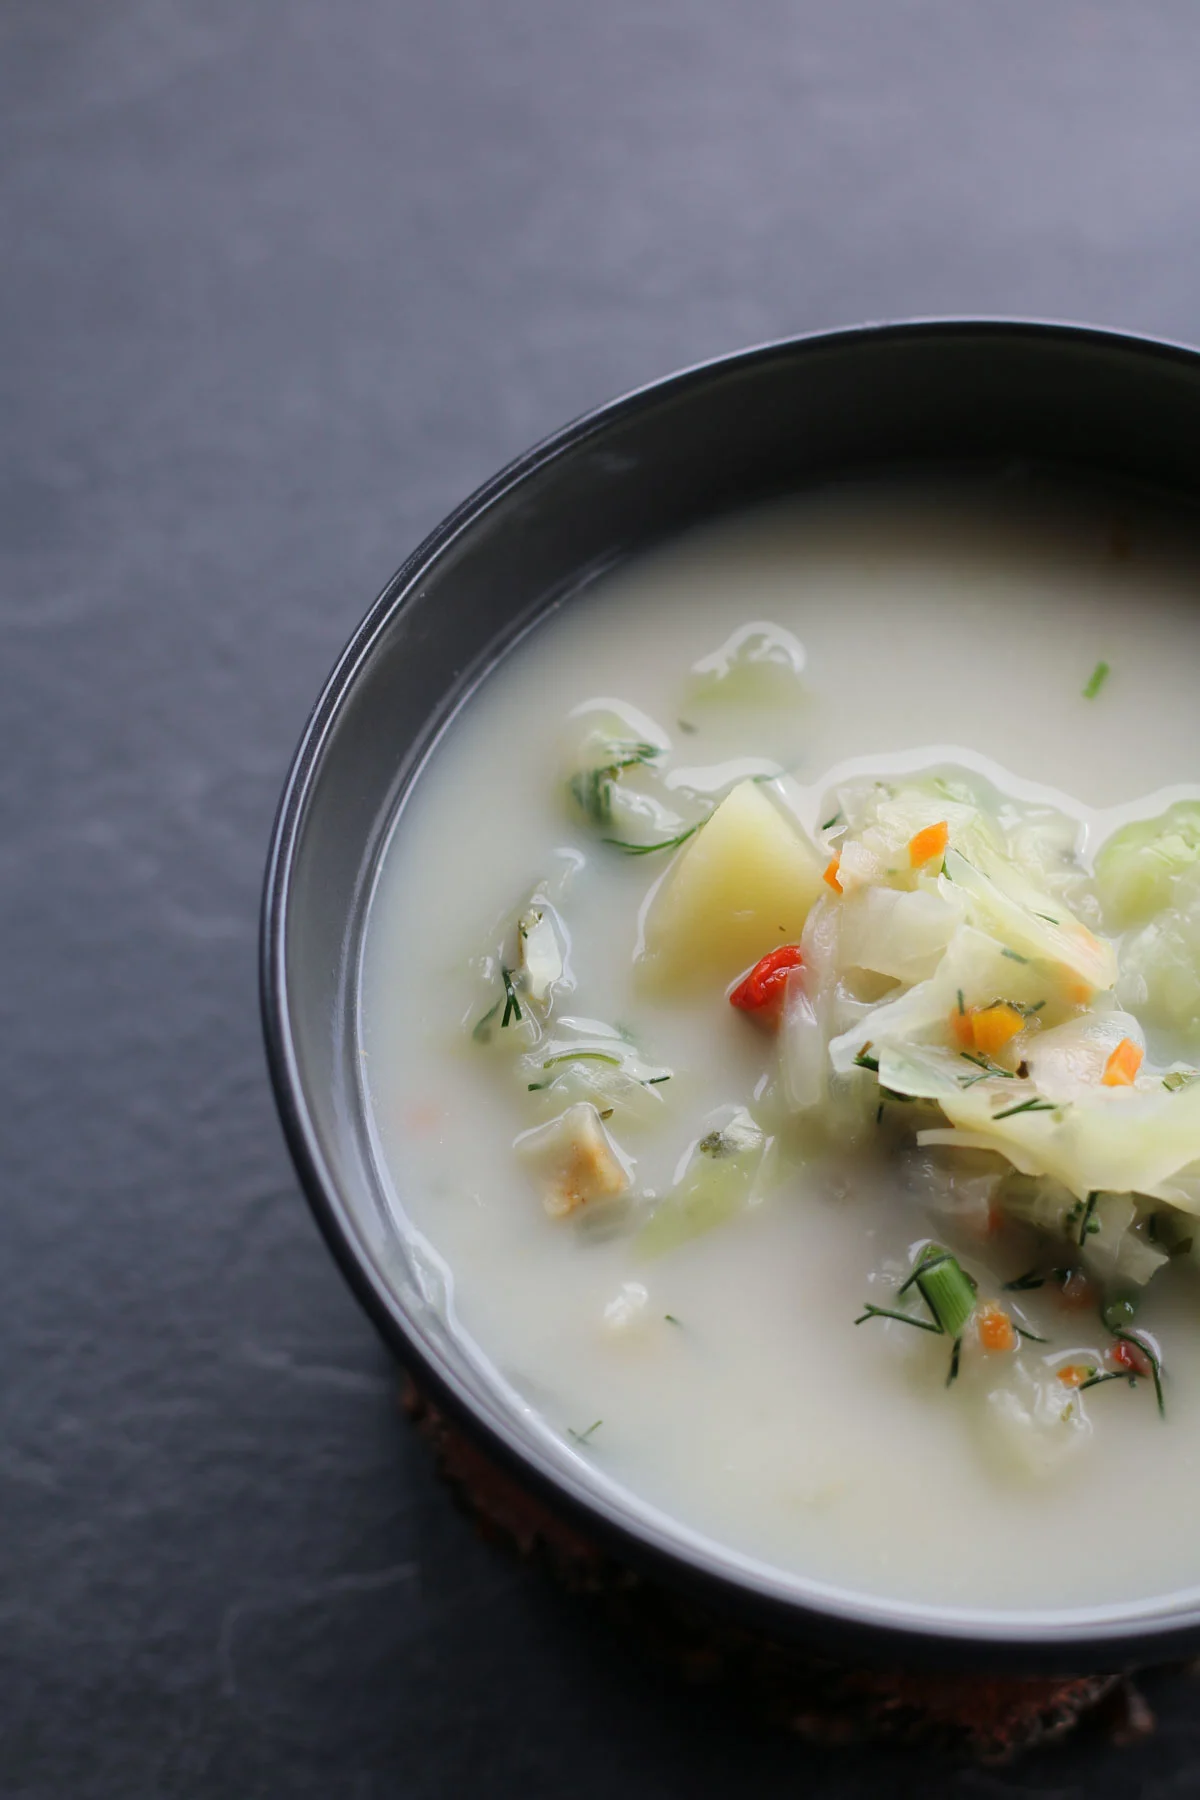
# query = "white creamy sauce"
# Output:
<box><xmin>359</xmin><ymin>479</ymin><xmax>1200</xmax><ymax>1614</ymax></box>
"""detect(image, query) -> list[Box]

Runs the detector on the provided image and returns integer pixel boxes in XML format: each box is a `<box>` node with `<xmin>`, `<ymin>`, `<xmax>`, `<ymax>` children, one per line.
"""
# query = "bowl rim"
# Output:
<box><xmin>262</xmin><ymin>316</ymin><xmax>1200</xmax><ymax>1667</ymax></box>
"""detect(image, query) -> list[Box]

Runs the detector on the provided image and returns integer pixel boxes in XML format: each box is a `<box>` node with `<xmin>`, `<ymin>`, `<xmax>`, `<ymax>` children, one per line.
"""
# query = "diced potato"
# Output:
<box><xmin>516</xmin><ymin>1103</ymin><xmax>630</xmax><ymax>1218</ymax></box>
<box><xmin>638</xmin><ymin>780</ymin><xmax>825</xmax><ymax>987</ymax></box>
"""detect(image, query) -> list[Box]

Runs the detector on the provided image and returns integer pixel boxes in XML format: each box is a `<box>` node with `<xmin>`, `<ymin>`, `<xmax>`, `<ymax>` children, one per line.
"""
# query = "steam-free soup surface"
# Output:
<box><xmin>360</xmin><ymin>479</ymin><xmax>1200</xmax><ymax>1615</ymax></box>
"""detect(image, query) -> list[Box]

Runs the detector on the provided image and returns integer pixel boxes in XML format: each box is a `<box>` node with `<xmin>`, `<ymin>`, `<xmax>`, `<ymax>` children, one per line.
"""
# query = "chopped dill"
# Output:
<box><xmin>1083</xmin><ymin>660</ymin><xmax>1111</xmax><ymax>700</ymax></box>
<box><xmin>1003</xmin><ymin>1268</ymin><xmax>1046</xmax><ymax>1291</ymax></box>
<box><xmin>957</xmin><ymin>988</ymin><xmax>966</xmax><ymax>1016</ymax></box>
<box><xmin>946</xmin><ymin>1336</ymin><xmax>962</xmax><ymax>1387</ymax></box>
<box><xmin>1079</xmin><ymin>1370</ymin><xmax>1134</xmax><ymax>1393</ymax></box>
<box><xmin>568</xmin><ymin>1419</ymin><xmax>603</xmax><ymax>1445</ymax></box>
<box><xmin>853</xmin><ymin>1304</ymin><xmax>943</xmax><ymax>1334</ymax></box>
<box><xmin>500</xmin><ymin>966</ymin><xmax>523</xmax><ymax>1028</ymax></box>
<box><xmin>472</xmin><ymin>998</ymin><xmax>501</xmax><ymax>1043</ymax></box>
<box><xmin>1014</xmin><ymin>1323</ymin><xmax>1049</xmax><ymax>1344</ymax></box>
<box><xmin>1033</xmin><ymin>911</ymin><xmax>1059</xmax><ymax>925</ymax></box>
<box><xmin>991</xmin><ymin>1096</ymin><xmax>1059</xmax><ymax>1121</ymax></box>
<box><xmin>602</xmin><ymin>824</ymin><xmax>701</xmax><ymax>856</ymax></box>
<box><xmin>1076</xmin><ymin>1191</ymin><xmax>1100</xmax><ymax>1246</ymax></box>
<box><xmin>960</xmin><ymin>1051</ymin><xmax>1015</xmax><ymax>1078</ymax></box>
<box><xmin>1001</xmin><ymin>947</ymin><xmax>1029</xmax><ymax>964</ymax></box>
<box><xmin>1111</xmin><ymin>1329</ymin><xmax>1166</xmax><ymax>1418</ymax></box>
<box><xmin>645</xmin><ymin>1074</ymin><xmax>672</xmax><ymax>1085</ymax></box>
<box><xmin>876</xmin><ymin>1102</ymin><xmax>884</xmax><ymax>1124</ymax></box>
<box><xmin>677</xmin><ymin>718</ymin><xmax>697</xmax><ymax>734</ymax></box>
<box><xmin>822</xmin><ymin>809</ymin><xmax>843</xmax><ymax>831</ymax></box>
<box><xmin>664</xmin><ymin>1314</ymin><xmax>681</xmax><ymax>1326</ymax></box>
<box><xmin>853</xmin><ymin>1043</ymin><xmax>879</xmax><ymax>1072</ymax></box>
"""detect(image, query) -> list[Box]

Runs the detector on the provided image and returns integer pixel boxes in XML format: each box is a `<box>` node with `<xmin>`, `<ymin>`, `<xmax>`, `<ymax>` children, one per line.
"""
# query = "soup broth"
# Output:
<box><xmin>359</xmin><ymin>478</ymin><xmax>1200</xmax><ymax>1614</ymax></box>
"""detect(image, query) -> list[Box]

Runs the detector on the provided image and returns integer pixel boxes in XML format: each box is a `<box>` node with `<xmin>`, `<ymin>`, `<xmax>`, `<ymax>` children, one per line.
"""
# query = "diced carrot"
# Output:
<box><xmin>1102</xmin><ymin>1037</ymin><xmax>1144</xmax><ymax>1087</ymax></box>
<box><xmin>1058</xmin><ymin>1269</ymin><xmax>1095</xmax><ymax>1310</ymax></box>
<box><xmin>823</xmin><ymin>854</ymin><xmax>842</xmax><ymax>893</ymax></box>
<box><xmin>908</xmin><ymin>820</ymin><xmax>949</xmax><ymax>867</ymax></box>
<box><xmin>971</xmin><ymin>1003</ymin><xmax>1025</xmax><ymax>1058</ymax></box>
<box><xmin>950</xmin><ymin>1010</ymin><xmax>975</xmax><ymax>1050</ymax></box>
<box><xmin>977</xmin><ymin>1303</ymin><xmax>1016</xmax><ymax>1353</ymax></box>
<box><xmin>1111</xmin><ymin>1338</ymin><xmax>1153</xmax><ymax>1379</ymax></box>
<box><xmin>729</xmin><ymin>945</ymin><xmax>804</xmax><ymax>1024</ymax></box>
<box><xmin>1056</xmin><ymin>1363</ymin><xmax>1090</xmax><ymax>1388</ymax></box>
<box><xmin>1065</xmin><ymin>979</ymin><xmax>1094</xmax><ymax>1007</ymax></box>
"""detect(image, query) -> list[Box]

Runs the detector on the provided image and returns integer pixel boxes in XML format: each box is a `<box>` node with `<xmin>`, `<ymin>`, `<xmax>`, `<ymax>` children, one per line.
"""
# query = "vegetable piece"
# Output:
<box><xmin>902</xmin><ymin>1244</ymin><xmax>977</xmax><ymax>1339</ymax></box>
<box><xmin>823</xmin><ymin>854</ymin><xmax>842</xmax><ymax>892</ymax></box>
<box><xmin>1112</xmin><ymin>1338</ymin><xmax>1152</xmax><ymax>1379</ymax></box>
<box><xmin>636</xmin><ymin>1109</ymin><xmax>765</xmax><ymax>1257</ymax></box>
<box><xmin>909</xmin><ymin>820</ymin><xmax>949</xmax><ymax>867</ymax></box>
<box><xmin>1056</xmin><ymin>1363</ymin><xmax>1093</xmax><ymax>1388</ymax></box>
<box><xmin>729</xmin><ymin>944</ymin><xmax>804</xmax><ymax>1024</ymax></box>
<box><xmin>839</xmin><ymin>884</ymin><xmax>962</xmax><ymax>984</ymax></box>
<box><xmin>515</xmin><ymin>1103</ymin><xmax>630</xmax><ymax>1218</ymax></box>
<box><xmin>517</xmin><ymin>903</ymin><xmax>564</xmax><ymax>1006</ymax></box>
<box><xmin>941</xmin><ymin>845</ymin><xmax>1117</xmax><ymax>991</ymax></box>
<box><xmin>1094</xmin><ymin>801</ymin><xmax>1200</xmax><ymax>928</ymax></box>
<box><xmin>638</xmin><ymin>780</ymin><xmax>825</xmax><ymax>987</ymax></box>
<box><xmin>971</xmin><ymin>1003</ymin><xmax>1025</xmax><ymax>1059</ymax></box>
<box><xmin>1102</xmin><ymin>1037</ymin><xmax>1144</xmax><ymax>1087</ymax></box>
<box><xmin>977</xmin><ymin>1303</ymin><xmax>1016</xmax><ymax>1354</ymax></box>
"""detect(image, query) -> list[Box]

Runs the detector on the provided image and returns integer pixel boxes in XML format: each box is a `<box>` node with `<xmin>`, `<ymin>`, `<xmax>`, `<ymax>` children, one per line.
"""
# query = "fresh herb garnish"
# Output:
<box><xmin>946</xmin><ymin>1336</ymin><xmax>962</xmax><ymax>1387</ymax></box>
<box><xmin>1033</xmin><ymin>911</ymin><xmax>1059</xmax><ymax>925</ymax></box>
<box><xmin>1001</xmin><ymin>947</ymin><xmax>1029</xmax><ymax>964</ymax></box>
<box><xmin>645</xmin><ymin>1074</ymin><xmax>672</xmax><ymax>1085</ymax></box>
<box><xmin>569</xmin><ymin>743</ymin><xmax>662</xmax><ymax>827</ymax></box>
<box><xmin>1083</xmin><ymin>660</ymin><xmax>1111</xmax><ymax>700</ymax></box>
<box><xmin>957</xmin><ymin>988</ymin><xmax>966</xmax><ymax>1016</ymax></box>
<box><xmin>853</xmin><ymin>1043</ymin><xmax>879</xmax><ymax>1072</ymax></box>
<box><xmin>1079</xmin><ymin>1370</ymin><xmax>1134</xmax><ymax>1393</ymax></box>
<box><xmin>822</xmin><ymin>810</ymin><xmax>843</xmax><ymax>831</ymax></box>
<box><xmin>1014</xmin><ymin>1323</ymin><xmax>1049</xmax><ymax>1344</ymax></box>
<box><xmin>568</xmin><ymin>1419</ymin><xmax>603</xmax><ymax>1445</ymax></box>
<box><xmin>1003</xmin><ymin>1268</ymin><xmax>1048</xmax><ymax>1291</ymax></box>
<box><xmin>1112</xmin><ymin>1329</ymin><xmax>1166</xmax><ymax>1418</ymax></box>
<box><xmin>602</xmin><ymin>825</ymin><xmax>701</xmax><ymax>856</ymax></box>
<box><xmin>853</xmin><ymin>1304</ymin><xmax>944</xmax><ymax>1334</ymax></box>
<box><xmin>500</xmin><ymin>966</ymin><xmax>523</xmax><ymax>1028</ymax></box>
<box><xmin>1076</xmin><ymin>1191</ymin><xmax>1100</xmax><ymax>1246</ymax></box>
<box><xmin>472</xmin><ymin>998</ymin><xmax>501</xmax><ymax>1043</ymax></box>
<box><xmin>991</xmin><ymin>1096</ymin><xmax>1059</xmax><ymax>1121</ymax></box>
<box><xmin>664</xmin><ymin>1314</ymin><xmax>681</xmax><ymax>1326</ymax></box>
<box><xmin>960</xmin><ymin>1051</ymin><xmax>1016</xmax><ymax>1078</ymax></box>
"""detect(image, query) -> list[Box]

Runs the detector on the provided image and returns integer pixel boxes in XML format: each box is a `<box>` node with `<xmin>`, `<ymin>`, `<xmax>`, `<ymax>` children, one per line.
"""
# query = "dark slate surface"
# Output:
<box><xmin>5</xmin><ymin>3</ymin><xmax>1200</xmax><ymax>1793</ymax></box>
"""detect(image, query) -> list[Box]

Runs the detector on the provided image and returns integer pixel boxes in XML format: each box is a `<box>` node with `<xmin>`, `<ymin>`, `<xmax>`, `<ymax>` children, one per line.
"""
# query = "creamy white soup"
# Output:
<box><xmin>359</xmin><ymin>478</ymin><xmax>1200</xmax><ymax>1615</ymax></box>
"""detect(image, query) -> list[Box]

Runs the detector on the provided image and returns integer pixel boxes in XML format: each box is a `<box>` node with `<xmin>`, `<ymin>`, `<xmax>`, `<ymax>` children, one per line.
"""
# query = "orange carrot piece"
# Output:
<box><xmin>950</xmin><ymin>1009</ymin><xmax>975</xmax><ymax>1050</ymax></box>
<box><xmin>971</xmin><ymin>1003</ymin><xmax>1024</xmax><ymax>1058</ymax></box>
<box><xmin>1056</xmin><ymin>1363</ymin><xmax>1089</xmax><ymax>1388</ymax></box>
<box><xmin>823</xmin><ymin>854</ymin><xmax>842</xmax><ymax>893</ymax></box>
<box><xmin>908</xmin><ymin>820</ymin><xmax>949</xmax><ymax>867</ymax></box>
<box><xmin>977</xmin><ymin>1302</ymin><xmax>1016</xmax><ymax>1354</ymax></box>
<box><xmin>1058</xmin><ymin>1269</ymin><xmax>1095</xmax><ymax>1311</ymax></box>
<box><xmin>1102</xmin><ymin>1036</ymin><xmax>1144</xmax><ymax>1087</ymax></box>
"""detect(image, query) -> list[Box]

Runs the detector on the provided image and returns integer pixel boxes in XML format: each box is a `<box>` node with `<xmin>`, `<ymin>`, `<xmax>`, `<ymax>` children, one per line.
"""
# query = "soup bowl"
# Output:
<box><xmin>262</xmin><ymin>320</ymin><xmax>1200</xmax><ymax>1671</ymax></box>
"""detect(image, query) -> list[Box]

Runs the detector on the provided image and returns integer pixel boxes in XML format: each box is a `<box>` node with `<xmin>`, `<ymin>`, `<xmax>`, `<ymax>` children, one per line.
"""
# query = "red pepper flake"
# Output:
<box><xmin>729</xmin><ymin>945</ymin><xmax>804</xmax><ymax>1026</ymax></box>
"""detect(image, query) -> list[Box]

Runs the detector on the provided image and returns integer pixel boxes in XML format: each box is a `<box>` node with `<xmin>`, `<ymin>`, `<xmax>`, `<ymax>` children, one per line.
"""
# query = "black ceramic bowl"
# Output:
<box><xmin>262</xmin><ymin>320</ymin><xmax>1200</xmax><ymax>1673</ymax></box>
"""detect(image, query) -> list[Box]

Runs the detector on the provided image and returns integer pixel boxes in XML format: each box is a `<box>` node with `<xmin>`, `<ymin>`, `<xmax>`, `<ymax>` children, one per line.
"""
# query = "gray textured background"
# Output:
<box><xmin>5</xmin><ymin>3</ymin><xmax>1200</xmax><ymax>1794</ymax></box>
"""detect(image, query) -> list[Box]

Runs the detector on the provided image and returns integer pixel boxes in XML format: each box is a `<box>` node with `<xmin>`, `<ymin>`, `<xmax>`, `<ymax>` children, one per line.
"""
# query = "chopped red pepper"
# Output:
<box><xmin>729</xmin><ymin>945</ymin><xmax>804</xmax><ymax>1024</ymax></box>
<box><xmin>1111</xmin><ymin>1338</ymin><xmax>1153</xmax><ymax>1379</ymax></box>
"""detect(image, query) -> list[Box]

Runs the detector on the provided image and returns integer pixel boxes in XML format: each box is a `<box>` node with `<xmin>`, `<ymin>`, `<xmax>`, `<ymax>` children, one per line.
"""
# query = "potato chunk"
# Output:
<box><xmin>638</xmin><ymin>779</ymin><xmax>824</xmax><ymax>987</ymax></box>
<box><xmin>516</xmin><ymin>1103</ymin><xmax>630</xmax><ymax>1218</ymax></box>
